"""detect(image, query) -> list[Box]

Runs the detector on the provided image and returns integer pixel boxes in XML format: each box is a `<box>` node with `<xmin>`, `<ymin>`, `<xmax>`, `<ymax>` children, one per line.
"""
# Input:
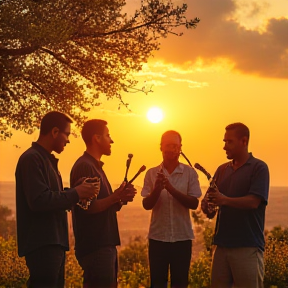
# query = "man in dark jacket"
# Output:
<box><xmin>15</xmin><ymin>111</ymin><xmax>98</xmax><ymax>288</ymax></box>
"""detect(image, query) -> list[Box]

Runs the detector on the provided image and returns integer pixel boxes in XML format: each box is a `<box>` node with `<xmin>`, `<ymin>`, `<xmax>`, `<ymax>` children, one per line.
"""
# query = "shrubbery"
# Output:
<box><xmin>0</xmin><ymin>204</ymin><xmax>287</xmax><ymax>288</ymax></box>
<box><xmin>118</xmin><ymin>236</ymin><xmax>150</xmax><ymax>288</ymax></box>
<box><xmin>0</xmin><ymin>236</ymin><xmax>28</xmax><ymax>287</ymax></box>
<box><xmin>264</xmin><ymin>226</ymin><xmax>288</xmax><ymax>288</ymax></box>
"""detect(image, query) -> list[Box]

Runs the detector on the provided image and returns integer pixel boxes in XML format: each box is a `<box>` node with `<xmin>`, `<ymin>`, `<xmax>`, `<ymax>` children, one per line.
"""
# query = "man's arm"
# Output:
<box><xmin>142</xmin><ymin>186</ymin><xmax>163</xmax><ymax>210</ymax></box>
<box><xmin>164</xmin><ymin>180</ymin><xmax>199</xmax><ymax>209</ymax></box>
<box><xmin>209</xmin><ymin>189</ymin><xmax>262</xmax><ymax>209</ymax></box>
<box><xmin>209</xmin><ymin>160</ymin><xmax>269</xmax><ymax>209</ymax></box>
<box><xmin>162</xmin><ymin>167</ymin><xmax>201</xmax><ymax>209</ymax></box>
<box><xmin>18</xmin><ymin>153</ymin><xmax>79</xmax><ymax>211</ymax></box>
<box><xmin>86</xmin><ymin>183</ymin><xmax>136</xmax><ymax>214</ymax></box>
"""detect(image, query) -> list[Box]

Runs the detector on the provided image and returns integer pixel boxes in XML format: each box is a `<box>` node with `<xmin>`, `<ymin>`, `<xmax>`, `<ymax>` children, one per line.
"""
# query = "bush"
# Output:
<box><xmin>189</xmin><ymin>250</ymin><xmax>211</xmax><ymax>288</ymax></box>
<box><xmin>1</xmin><ymin>201</ymin><xmax>288</xmax><ymax>288</ymax></box>
<box><xmin>65</xmin><ymin>249</ymin><xmax>83</xmax><ymax>288</ymax></box>
<box><xmin>118</xmin><ymin>236</ymin><xmax>150</xmax><ymax>288</ymax></box>
<box><xmin>264</xmin><ymin>226</ymin><xmax>288</xmax><ymax>288</ymax></box>
<box><xmin>0</xmin><ymin>236</ymin><xmax>28</xmax><ymax>288</ymax></box>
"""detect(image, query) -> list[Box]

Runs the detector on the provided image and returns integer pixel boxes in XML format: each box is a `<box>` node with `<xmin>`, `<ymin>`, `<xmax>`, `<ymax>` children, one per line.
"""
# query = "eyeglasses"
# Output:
<box><xmin>60</xmin><ymin>131</ymin><xmax>70</xmax><ymax>137</ymax></box>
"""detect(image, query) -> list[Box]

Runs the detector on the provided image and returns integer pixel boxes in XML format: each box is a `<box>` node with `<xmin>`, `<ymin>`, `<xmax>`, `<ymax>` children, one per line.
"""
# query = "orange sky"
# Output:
<box><xmin>0</xmin><ymin>0</ymin><xmax>287</xmax><ymax>187</ymax></box>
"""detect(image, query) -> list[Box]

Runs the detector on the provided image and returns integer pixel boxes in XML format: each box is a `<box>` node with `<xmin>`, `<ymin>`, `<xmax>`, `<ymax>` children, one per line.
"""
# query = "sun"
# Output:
<box><xmin>147</xmin><ymin>107</ymin><xmax>164</xmax><ymax>123</ymax></box>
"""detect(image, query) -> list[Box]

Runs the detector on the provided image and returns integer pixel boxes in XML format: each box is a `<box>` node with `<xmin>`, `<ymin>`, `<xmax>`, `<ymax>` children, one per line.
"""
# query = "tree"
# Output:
<box><xmin>0</xmin><ymin>0</ymin><xmax>200</xmax><ymax>139</ymax></box>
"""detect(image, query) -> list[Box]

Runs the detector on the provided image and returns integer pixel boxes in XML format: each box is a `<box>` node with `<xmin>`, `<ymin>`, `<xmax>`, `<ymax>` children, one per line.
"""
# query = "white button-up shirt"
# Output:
<box><xmin>141</xmin><ymin>163</ymin><xmax>202</xmax><ymax>242</ymax></box>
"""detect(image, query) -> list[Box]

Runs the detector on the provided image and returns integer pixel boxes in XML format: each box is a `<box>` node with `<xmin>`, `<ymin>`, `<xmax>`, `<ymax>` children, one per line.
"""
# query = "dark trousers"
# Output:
<box><xmin>78</xmin><ymin>246</ymin><xmax>118</xmax><ymax>288</ymax></box>
<box><xmin>25</xmin><ymin>244</ymin><xmax>66</xmax><ymax>288</ymax></box>
<box><xmin>148</xmin><ymin>239</ymin><xmax>192</xmax><ymax>288</ymax></box>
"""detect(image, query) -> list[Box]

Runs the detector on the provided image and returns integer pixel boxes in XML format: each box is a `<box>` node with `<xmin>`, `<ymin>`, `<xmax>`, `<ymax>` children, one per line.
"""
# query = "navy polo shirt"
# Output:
<box><xmin>212</xmin><ymin>153</ymin><xmax>269</xmax><ymax>251</ymax></box>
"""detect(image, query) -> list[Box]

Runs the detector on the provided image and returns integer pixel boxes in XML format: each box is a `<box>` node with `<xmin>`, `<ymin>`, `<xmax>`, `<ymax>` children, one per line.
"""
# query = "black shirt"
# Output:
<box><xmin>15</xmin><ymin>142</ymin><xmax>79</xmax><ymax>257</ymax></box>
<box><xmin>70</xmin><ymin>152</ymin><xmax>120</xmax><ymax>259</ymax></box>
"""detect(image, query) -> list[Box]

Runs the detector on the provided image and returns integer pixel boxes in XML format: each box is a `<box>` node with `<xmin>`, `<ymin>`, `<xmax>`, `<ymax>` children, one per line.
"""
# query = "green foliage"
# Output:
<box><xmin>269</xmin><ymin>225</ymin><xmax>288</xmax><ymax>242</ymax></box>
<box><xmin>202</xmin><ymin>221</ymin><xmax>215</xmax><ymax>252</ymax></box>
<box><xmin>65</xmin><ymin>249</ymin><xmax>83</xmax><ymax>288</ymax></box>
<box><xmin>190</xmin><ymin>209</ymin><xmax>215</xmax><ymax>288</ymax></box>
<box><xmin>0</xmin><ymin>0</ymin><xmax>200</xmax><ymax>139</ymax></box>
<box><xmin>0</xmin><ymin>236</ymin><xmax>28</xmax><ymax>287</ymax></box>
<box><xmin>192</xmin><ymin>208</ymin><xmax>216</xmax><ymax>252</ymax></box>
<box><xmin>118</xmin><ymin>236</ymin><xmax>150</xmax><ymax>288</ymax></box>
<box><xmin>1</xmin><ymin>204</ymin><xmax>287</xmax><ymax>288</ymax></box>
<box><xmin>0</xmin><ymin>234</ymin><xmax>84</xmax><ymax>288</ymax></box>
<box><xmin>191</xmin><ymin>209</ymin><xmax>204</xmax><ymax>226</ymax></box>
<box><xmin>264</xmin><ymin>226</ymin><xmax>288</xmax><ymax>288</ymax></box>
<box><xmin>189</xmin><ymin>250</ymin><xmax>211</xmax><ymax>288</ymax></box>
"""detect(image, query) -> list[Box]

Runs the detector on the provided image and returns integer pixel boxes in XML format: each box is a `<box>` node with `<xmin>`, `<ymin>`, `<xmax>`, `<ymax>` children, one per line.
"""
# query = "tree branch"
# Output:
<box><xmin>0</xmin><ymin>46</ymin><xmax>39</xmax><ymax>57</ymax></box>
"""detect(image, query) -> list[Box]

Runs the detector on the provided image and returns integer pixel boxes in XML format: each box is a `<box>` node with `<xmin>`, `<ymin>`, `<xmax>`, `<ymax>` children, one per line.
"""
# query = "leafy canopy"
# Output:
<box><xmin>0</xmin><ymin>0</ymin><xmax>199</xmax><ymax>139</ymax></box>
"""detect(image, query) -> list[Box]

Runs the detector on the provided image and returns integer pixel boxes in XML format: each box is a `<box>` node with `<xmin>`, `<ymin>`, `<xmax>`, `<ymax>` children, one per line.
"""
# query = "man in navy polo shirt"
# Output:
<box><xmin>208</xmin><ymin>123</ymin><xmax>269</xmax><ymax>288</ymax></box>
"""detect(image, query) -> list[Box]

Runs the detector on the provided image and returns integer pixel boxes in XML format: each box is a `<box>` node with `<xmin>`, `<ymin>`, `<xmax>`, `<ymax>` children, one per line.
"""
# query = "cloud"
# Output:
<box><xmin>135</xmin><ymin>61</ymin><xmax>208</xmax><ymax>89</ymax></box>
<box><xmin>145</xmin><ymin>79</ymin><xmax>166</xmax><ymax>87</ymax></box>
<box><xmin>137</xmin><ymin>64</ymin><xmax>168</xmax><ymax>78</ymax></box>
<box><xmin>153</xmin><ymin>0</ymin><xmax>288</xmax><ymax>79</ymax></box>
<box><xmin>170</xmin><ymin>78</ymin><xmax>209</xmax><ymax>88</ymax></box>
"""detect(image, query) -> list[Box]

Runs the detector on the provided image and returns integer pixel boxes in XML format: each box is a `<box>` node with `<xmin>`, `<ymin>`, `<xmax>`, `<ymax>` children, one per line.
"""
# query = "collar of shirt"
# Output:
<box><xmin>83</xmin><ymin>151</ymin><xmax>104</xmax><ymax>169</ymax></box>
<box><xmin>32</xmin><ymin>142</ymin><xmax>59</xmax><ymax>164</ymax></box>
<box><xmin>228</xmin><ymin>152</ymin><xmax>254</xmax><ymax>170</ymax></box>
<box><xmin>160</xmin><ymin>162</ymin><xmax>184</xmax><ymax>177</ymax></box>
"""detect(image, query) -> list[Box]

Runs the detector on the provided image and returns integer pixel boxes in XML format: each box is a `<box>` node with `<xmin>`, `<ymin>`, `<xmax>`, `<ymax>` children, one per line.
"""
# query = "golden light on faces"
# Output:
<box><xmin>146</xmin><ymin>107</ymin><xmax>164</xmax><ymax>123</ymax></box>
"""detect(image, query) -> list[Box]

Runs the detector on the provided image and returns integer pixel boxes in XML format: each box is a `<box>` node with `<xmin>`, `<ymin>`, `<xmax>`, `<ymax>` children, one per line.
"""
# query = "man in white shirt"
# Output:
<box><xmin>141</xmin><ymin>130</ymin><xmax>202</xmax><ymax>288</ymax></box>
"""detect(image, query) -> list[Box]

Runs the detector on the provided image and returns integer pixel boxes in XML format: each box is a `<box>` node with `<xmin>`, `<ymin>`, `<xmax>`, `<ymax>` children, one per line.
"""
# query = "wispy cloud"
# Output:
<box><xmin>170</xmin><ymin>78</ymin><xmax>209</xmax><ymax>88</ymax></box>
<box><xmin>145</xmin><ymin>79</ymin><xmax>166</xmax><ymax>87</ymax></box>
<box><xmin>135</xmin><ymin>61</ymin><xmax>207</xmax><ymax>89</ymax></box>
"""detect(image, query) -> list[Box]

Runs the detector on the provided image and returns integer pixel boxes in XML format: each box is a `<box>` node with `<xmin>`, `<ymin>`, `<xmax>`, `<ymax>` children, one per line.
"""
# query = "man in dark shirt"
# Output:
<box><xmin>207</xmin><ymin>123</ymin><xmax>269</xmax><ymax>288</ymax></box>
<box><xmin>15</xmin><ymin>111</ymin><xmax>98</xmax><ymax>288</ymax></box>
<box><xmin>70</xmin><ymin>119</ymin><xmax>137</xmax><ymax>288</ymax></box>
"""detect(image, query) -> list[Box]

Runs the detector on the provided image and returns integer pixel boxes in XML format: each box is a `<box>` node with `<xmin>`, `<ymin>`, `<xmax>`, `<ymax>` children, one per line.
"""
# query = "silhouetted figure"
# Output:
<box><xmin>70</xmin><ymin>119</ymin><xmax>137</xmax><ymax>288</ymax></box>
<box><xmin>208</xmin><ymin>123</ymin><xmax>269</xmax><ymax>288</ymax></box>
<box><xmin>15</xmin><ymin>111</ymin><xmax>98</xmax><ymax>288</ymax></box>
<box><xmin>141</xmin><ymin>130</ymin><xmax>202</xmax><ymax>288</ymax></box>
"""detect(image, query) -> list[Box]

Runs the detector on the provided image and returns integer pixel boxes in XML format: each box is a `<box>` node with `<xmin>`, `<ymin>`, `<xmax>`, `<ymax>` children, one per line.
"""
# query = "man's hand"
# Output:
<box><xmin>114</xmin><ymin>182</ymin><xmax>137</xmax><ymax>203</ymax></box>
<box><xmin>207</xmin><ymin>187</ymin><xmax>226</xmax><ymax>206</ymax></box>
<box><xmin>154</xmin><ymin>170</ymin><xmax>166</xmax><ymax>192</ymax></box>
<box><xmin>120</xmin><ymin>183</ymin><xmax>137</xmax><ymax>203</ymax></box>
<box><xmin>162</xmin><ymin>177</ymin><xmax>174</xmax><ymax>193</ymax></box>
<box><xmin>156</xmin><ymin>172</ymin><xmax>174</xmax><ymax>194</ymax></box>
<box><xmin>75</xmin><ymin>179</ymin><xmax>100</xmax><ymax>201</ymax></box>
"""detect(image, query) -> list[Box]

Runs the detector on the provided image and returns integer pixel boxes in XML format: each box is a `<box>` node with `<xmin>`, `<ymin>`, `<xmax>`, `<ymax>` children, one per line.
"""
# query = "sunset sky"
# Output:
<box><xmin>0</xmin><ymin>0</ymin><xmax>287</xmax><ymax>188</ymax></box>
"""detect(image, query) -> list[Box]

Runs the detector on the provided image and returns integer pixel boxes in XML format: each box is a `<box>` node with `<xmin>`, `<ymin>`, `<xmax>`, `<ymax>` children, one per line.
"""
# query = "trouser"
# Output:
<box><xmin>25</xmin><ymin>244</ymin><xmax>66</xmax><ymax>288</ymax></box>
<box><xmin>211</xmin><ymin>246</ymin><xmax>264</xmax><ymax>288</ymax></box>
<box><xmin>148</xmin><ymin>239</ymin><xmax>192</xmax><ymax>288</ymax></box>
<box><xmin>78</xmin><ymin>246</ymin><xmax>118</xmax><ymax>288</ymax></box>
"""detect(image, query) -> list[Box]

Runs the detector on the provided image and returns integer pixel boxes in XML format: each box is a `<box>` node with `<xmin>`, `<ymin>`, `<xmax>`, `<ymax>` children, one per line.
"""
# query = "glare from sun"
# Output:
<box><xmin>147</xmin><ymin>107</ymin><xmax>164</xmax><ymax>123</ymax></box>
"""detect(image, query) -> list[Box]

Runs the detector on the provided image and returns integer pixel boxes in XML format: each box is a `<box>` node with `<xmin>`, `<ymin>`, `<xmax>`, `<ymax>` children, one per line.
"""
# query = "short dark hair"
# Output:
<box><xmin>81</xmin><ymin>119</ymin><xmax>108</xmax><ymax>145</ymax></box>
<box><xmin>40</xmin><ymin>111</ymin><xmax>73</xmax><ymax>135</ymax></box>
<box><xmin>161</xmin><ymin>130</ymin><xmax>182</xmax><ymax>144</ymax></box>
<box><xmin>226</xmin><ymin>123</ymin><xmax>250</xmax><ymax>140</ymax></box>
